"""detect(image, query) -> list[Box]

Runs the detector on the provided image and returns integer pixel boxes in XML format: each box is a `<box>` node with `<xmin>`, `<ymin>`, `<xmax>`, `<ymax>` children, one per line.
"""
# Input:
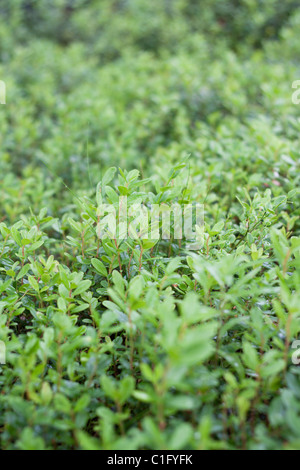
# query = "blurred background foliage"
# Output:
<box><xmin>1</xmin><ymin>0</ymin><xmax>300</xmax><ymax>51</ymax></box>
<box><xmin>0</xmin><ymin>1</ymin><xmax>300</xmax><ymax>213</ymax></box>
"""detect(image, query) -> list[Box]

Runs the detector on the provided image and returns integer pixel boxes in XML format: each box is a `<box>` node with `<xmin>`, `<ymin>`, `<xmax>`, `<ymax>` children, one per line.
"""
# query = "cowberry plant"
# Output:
<box><xmin>0</xmin><ymin>0</ymin><xmax>300</xmax><ymax>451</ymax></box>
<box><xmin>0</xmin><ymin>164</ymin><xmax>299</xmax><ymax>450</ymax></box>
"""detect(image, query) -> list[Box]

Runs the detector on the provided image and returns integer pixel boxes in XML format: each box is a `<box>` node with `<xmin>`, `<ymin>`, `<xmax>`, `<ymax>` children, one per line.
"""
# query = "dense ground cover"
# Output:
<box><xmin>0</xmin><ymin>0</ymin><xmax>300</xmax><ymax>450</ymax></box>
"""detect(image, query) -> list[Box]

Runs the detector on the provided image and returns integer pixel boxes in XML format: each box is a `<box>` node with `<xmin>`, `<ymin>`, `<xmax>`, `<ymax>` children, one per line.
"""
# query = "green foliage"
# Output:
<box><xmin>0</xmin><ymin>0</ymin><xmax>300</xmax><ymax>451</ymax></box>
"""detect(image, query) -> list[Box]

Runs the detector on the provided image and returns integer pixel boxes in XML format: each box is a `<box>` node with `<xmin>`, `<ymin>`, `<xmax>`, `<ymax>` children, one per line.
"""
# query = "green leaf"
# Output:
<box><xmin>243</xmin><ymin>342</ymin><xmax>259</xmax><ymax>371</ymax></box>
<box><xmin>74</xmin><ymin>394</ymin><xmax>91</xmax><ymax>413</ymax></box>
<box><xmin>91</xmin><ymin>258</ymin><xmax>108</xmax><ymax>277</ymax></box>
<box><xmin>16</xmin><ymin>264</ymin><xmax>31</xmax><ymax>281</ymax></box>
<box><xmin>28</xmin><ymin>275</ymin><xmax>40</xmax><ymax>293</ymax></box>
<box><xmin>73</xmin><ymin>280</ymin><xmax>92</xmax><ymax>296</ymax></box>
<box><xmin>102</xmin><ymin>167</ymin><xmax>117</xmax><ymax>187</ymax></box>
